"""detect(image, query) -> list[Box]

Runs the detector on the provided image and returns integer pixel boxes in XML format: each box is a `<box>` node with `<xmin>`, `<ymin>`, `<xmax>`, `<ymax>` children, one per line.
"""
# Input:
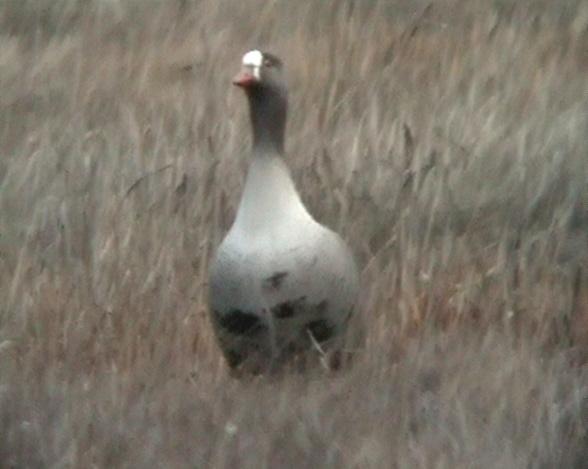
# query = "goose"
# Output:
<box><xmin>208</xmin><ymin>50</ymin><xmax>359</xmax><ymax>373</ymax></box>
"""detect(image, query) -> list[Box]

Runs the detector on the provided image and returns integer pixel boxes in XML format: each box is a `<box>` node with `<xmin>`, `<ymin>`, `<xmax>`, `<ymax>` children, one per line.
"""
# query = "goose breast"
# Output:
<box><xmin>209</xmin><ymin>221</ymin><xmax>358</xmax><ymax>368</ymax></box>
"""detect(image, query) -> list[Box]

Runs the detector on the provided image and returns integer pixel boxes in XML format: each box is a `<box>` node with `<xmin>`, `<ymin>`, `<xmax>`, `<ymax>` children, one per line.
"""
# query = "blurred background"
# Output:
<box><xmin>0</xmin><ymin>0</ymin><xmax>587</xmax><ymax>467</ymax></box>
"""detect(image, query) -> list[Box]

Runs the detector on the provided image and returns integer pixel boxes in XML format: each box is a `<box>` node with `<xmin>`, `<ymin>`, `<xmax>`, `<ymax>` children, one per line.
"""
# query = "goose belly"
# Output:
<box><xmin>208</xmin><ymin>226</ymin><xmax>358</xmax><ymax>366</ymax></box>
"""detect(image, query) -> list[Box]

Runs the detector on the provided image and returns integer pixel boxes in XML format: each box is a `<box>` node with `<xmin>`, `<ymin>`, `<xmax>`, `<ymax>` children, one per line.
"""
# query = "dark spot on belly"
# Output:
<box><xmin>306</xmin><ymin>319</ymin><xmax>336</xmax><ymax>342</ymax></box>
<box><xmin>273</xmin><ymin>302</ymin><xmax>296</xmax><ymax>318</ymax></box>
<box><xmin>224</xmin><ymin>349</ymin><xmax>244</xmax><ymax>369</ymax></box>
<box><xmin>264</xmin><ymin>271</ymin><xmax>288</xmax><ymax>290</ymax></box>
<box><xmin>316</xmin><ymin>300</ymin><xmax>328</xmax><ymax>314</ymax></box>
<box><xmin>272</xmin><ymin>296</ymin><xmax>307</xmax><ymax>319</ymax></box>
<box><xmin>217</xmin><ymin>310</ymin><xmax>266</xmax><ymax>336</ymax></box>
<box><xmin>344</xmin><ymin>307</ymin><xmax>354</xmax><ymax>322</ymax></box>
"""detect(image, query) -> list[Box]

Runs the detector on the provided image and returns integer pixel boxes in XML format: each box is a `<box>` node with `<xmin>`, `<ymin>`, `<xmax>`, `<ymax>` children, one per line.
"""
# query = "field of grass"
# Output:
<box><xmin>0</xmin><ymin>0</ymin><xmax>587</xmax><ymax>467</ymax></box>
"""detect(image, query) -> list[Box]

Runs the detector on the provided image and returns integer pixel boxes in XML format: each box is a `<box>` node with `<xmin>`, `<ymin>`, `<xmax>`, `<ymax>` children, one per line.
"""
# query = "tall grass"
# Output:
<box><xmin>0</xmin><ymin>0</ymin><xmax>587</xmax><ymax>467</ymax></box>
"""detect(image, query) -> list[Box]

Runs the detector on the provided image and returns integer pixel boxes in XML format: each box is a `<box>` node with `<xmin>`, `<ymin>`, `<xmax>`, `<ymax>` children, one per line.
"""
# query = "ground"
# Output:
<box><xmin>0</xmin><ymin>0</ymin><xmax>587</xmax><ymax>467</ymax></box>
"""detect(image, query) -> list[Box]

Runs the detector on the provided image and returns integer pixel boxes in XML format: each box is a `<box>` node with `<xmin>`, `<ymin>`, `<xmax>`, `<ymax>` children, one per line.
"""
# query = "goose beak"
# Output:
<box><xmin>233</xmin><ymin>66</ymin><xmax>260</xmax><ymax>88</ymax></box>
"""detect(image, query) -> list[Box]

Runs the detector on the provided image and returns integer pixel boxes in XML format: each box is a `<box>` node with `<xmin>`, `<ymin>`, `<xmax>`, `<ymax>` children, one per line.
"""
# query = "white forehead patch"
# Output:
<box><xmin>242</xmin><ymin>50</ymin><xmax>263</xmax><ymax>67</ymax></box>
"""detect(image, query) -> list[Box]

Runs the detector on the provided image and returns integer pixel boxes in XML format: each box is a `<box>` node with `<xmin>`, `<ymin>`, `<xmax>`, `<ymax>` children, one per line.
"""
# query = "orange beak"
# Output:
<box><xmin>233</xmin><ymin>70</ymin><xmax>258</xmax><ymax>88</ymax></box>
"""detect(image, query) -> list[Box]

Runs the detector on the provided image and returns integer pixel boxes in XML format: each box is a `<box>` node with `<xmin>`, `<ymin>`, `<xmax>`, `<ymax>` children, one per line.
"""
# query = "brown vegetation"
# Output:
<box><xmin>0</xmin><ymin>0</ymin><xmax>587</xmax><ymax>467</ymax></box>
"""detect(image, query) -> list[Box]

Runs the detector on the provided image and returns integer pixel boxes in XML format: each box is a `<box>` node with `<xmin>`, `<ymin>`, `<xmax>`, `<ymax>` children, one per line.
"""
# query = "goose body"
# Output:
<box><xmin>209</xmin><ymin>51</ymin><xmax>359</xmax><ymax>371</ymax></box>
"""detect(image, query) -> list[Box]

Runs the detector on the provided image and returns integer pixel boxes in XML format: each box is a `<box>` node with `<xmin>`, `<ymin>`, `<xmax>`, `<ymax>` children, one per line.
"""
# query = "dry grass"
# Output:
<box><xmin>0</xmin><ymin>0</ymin><xmax>587</xmax><ymax>467</ymax></box>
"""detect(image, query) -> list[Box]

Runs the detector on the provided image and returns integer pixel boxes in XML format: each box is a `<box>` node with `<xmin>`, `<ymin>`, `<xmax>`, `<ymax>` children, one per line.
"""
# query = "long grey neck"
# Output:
<box><xmin>233</xmin><ymin>89</ymin><xmax>311</xmax><ymax>235</ymax></box>
<box><xmin>247</xmin><ymin>87</ymin><xmax>286</xmax><ymax>153</ymax></box>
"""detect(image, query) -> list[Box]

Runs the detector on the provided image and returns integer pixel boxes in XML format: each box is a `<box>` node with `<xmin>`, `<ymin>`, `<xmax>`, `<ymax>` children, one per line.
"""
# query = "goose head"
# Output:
<box><xmin>233</xmin><ymin>50</ymin><xmax>285</xmax><ymax>93</ymax></box>
<box><xmin>233</xmin><ymin>50</ymin><xmax>287</xmax><ymax>152</ymax></box>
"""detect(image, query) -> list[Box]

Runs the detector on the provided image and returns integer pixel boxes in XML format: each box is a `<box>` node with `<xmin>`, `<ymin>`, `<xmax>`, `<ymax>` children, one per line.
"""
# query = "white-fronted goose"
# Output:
<box><xmin>208</xmin><ymin>50</ymin><xmax>359</xmax><ymax>372</ymax></box>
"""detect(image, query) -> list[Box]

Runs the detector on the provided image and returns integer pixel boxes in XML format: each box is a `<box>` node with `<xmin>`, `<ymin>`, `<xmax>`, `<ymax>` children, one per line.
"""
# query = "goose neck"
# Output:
<box><xmin>247</xmin><ymin>88</ymin><xmax>286</xmax><ymax>154</ymax></box>
<box><xmin>233</xmin><ymin>152</ymin><xmax>309</xmax><ymax>235</ymax></box>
